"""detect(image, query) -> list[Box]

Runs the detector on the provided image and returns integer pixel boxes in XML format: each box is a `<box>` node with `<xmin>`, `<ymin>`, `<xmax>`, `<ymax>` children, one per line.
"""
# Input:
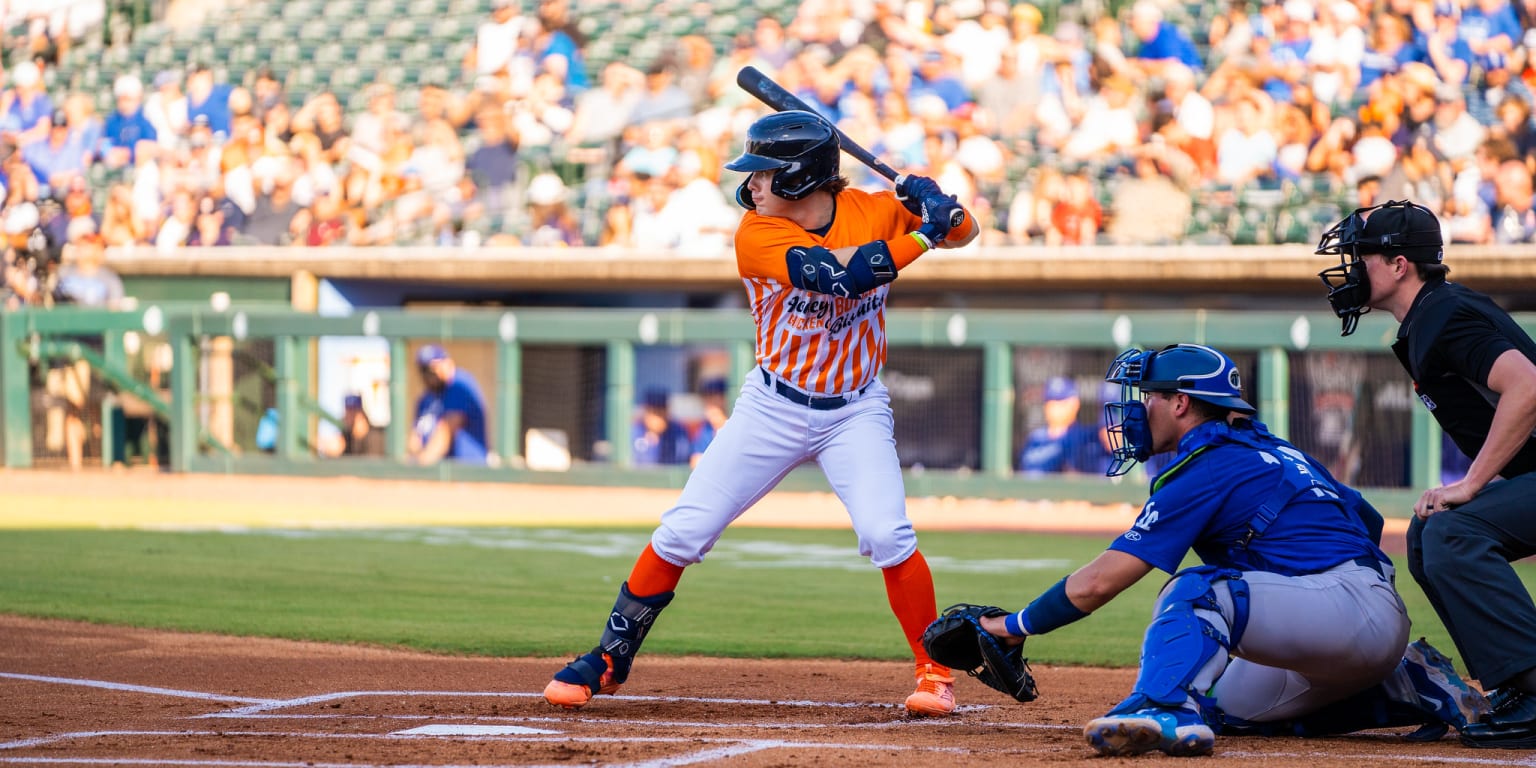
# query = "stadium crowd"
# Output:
<box><xmin>8</xmin><ymin>0</ymin><xmax>1536</xmax><ymax>308</ymax></box>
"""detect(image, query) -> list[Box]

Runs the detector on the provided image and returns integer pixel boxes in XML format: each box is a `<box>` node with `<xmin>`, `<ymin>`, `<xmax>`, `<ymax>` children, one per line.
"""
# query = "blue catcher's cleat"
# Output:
<box><xmin>1084</xmin><ymin>703</ymin><xmax>1216</xmax><ymax>757</ymax></box>
<box><xmin>1402</xmin><ymin>638</ymin><xmax>1491</xmax><ymax>731</ymax></box>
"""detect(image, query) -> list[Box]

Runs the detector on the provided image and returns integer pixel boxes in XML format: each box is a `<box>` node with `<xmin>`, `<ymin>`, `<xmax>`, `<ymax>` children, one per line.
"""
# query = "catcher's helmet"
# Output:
<box><xmin>725</xmin><ymin>110</ymin><xmax>841</xmax><ymax>209</ymax></box>
<box><xmin>1315</xmin><ymin>200</ymin><xmax>1443</xmax><ymax>336</ymax></box>
<box><xmin>1102</xmin><ymin>344</ymin><xmax>1255</xmax><ymax>476</ymax></box>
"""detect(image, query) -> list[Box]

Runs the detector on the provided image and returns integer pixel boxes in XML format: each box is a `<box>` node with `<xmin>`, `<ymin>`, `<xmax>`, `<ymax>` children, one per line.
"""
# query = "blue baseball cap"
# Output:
<box><xmin>1043</xmin><ymin>376</ymin><xmax>1078</xmax><ymax>402</ymax></box>
<box><xmin>415</xmin><ymin>344</ymin><xmax>449</xmax><ymax>367</ymax></box>
<box><xmin>343</xmin><ymin>393</ymin><xmax>364</xmax><ymax>410</ymax></box>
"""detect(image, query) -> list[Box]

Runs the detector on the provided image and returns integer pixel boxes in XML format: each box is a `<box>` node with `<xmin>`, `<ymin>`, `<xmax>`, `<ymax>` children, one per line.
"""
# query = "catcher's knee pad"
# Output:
<box><xmin>598</xmin><ymin>582</ymin><xmax>674</xmax><ymax>683</ymax></box>
<box><xmin>1132</xmin><ymin>568</ymin><xmax>1246</xmax><ymax>707</ymax></box>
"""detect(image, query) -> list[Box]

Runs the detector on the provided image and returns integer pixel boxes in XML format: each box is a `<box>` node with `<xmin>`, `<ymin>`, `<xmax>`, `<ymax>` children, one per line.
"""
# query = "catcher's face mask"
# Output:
<box><xmin>1102</xmin><ymin>348</ymin><xmax>1156</xmax><ymax>478</ymax></box>
<box><xmin>1101</xmin><ymin>344</ymin><xmax>1257</xmax><ymax>476</ymax></box>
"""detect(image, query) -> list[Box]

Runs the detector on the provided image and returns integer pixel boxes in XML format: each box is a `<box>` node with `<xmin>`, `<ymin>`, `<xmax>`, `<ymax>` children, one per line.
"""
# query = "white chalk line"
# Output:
<box><xmin>0</xmin><ymin>673</ymin><xmax>273</xmax><ymax>704</ymax></box>
<box><xmin>201</xmin><ymin>690</ymin><xmax>994</xmax><ymax>718</ymax></box>
<box><xmin>3</xmin><ymin>731</ymin><xmax>1534</xmax><ymax>768</ymax></box>
<box><xmin>8</xmin><ymin>674</ymin><xmax>1535</xmax><ymax>766</ymax></box>
<box><xmin>210</xmin><ymin>712</ymin><xmax>1079</xmax><ymax>731</ymax></box>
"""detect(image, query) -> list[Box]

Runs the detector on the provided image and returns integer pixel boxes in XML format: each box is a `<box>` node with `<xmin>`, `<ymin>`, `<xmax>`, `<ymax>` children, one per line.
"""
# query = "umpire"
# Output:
<box><xmin>1317</xmin><ymin>199</ymin><xmax>1536</xmax><ymax>748</ymax></box>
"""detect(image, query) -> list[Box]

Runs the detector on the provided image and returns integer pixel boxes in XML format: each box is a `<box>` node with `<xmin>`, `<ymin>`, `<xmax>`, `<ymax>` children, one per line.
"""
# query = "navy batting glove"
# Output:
<box><xmin>896</xmin><ymin>175</ymin><xmax>943</xmax><ymax>216</ymax></box>
<box><xmin>917</xmin><ymin>194</ymin><xmax>963</xmax><ymax>245</ymax></box>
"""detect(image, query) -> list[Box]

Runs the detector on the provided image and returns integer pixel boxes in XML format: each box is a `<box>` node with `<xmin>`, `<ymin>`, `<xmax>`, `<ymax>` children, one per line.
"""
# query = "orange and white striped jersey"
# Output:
<box><xmin>735</xmin><ymin>188</ymin><xmax>923</xmax><ymax>396</ymax></box>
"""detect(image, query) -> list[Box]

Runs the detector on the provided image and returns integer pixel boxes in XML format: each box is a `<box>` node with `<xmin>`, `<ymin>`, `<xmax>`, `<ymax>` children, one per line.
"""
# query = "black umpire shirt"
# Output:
<box><xmin>1392</xmin><ymin>278</ymin><xmax>1536</xmax><ymax>479</ymax></box>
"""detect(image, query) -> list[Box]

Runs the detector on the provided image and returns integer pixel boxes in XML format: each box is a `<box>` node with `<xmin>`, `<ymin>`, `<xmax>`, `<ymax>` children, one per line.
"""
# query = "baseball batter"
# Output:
<box><xmin>968</xmin><ymin>344</ymin><xmax>1487</xmax><ymax>756</ymax></box>
<box><xmin>543</xmin><ymin>110</ymin><xmax>978</xmax><ymax>715</ymax></box>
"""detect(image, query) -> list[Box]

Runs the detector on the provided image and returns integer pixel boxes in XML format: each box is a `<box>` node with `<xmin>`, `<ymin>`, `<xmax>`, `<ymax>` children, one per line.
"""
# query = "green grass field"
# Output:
<box><xmin>0</xmin><ymin>525</ymin><xmax>1518</xmax><ymax>671</ymax></box>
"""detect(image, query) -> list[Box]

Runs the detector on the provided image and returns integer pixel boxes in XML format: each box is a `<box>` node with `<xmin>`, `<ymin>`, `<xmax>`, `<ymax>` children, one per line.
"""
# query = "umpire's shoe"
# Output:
<box><xmin>1084</xmin><ymin>701</ymin><xmax>1215</xmax><ymax>757</ymax></box>
<box><xmin>543</xmin><ymin>650</ymin><xmax>620</xmax><ymax>710</ymax></box>
<box><xmin>1461</xmin><ymin>690</ymin><xmax>1536</xmax><ymax>749</ymax></box>
<box><xmin>1401</xmin><ymin>638</ymin><xmax>1491</xmax><ymax>730</ymax></box>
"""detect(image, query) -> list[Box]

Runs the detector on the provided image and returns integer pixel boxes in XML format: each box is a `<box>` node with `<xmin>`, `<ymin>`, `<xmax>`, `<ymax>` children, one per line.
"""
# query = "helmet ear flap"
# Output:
<box><xmin>735</xmin><ymin>180</ymin><xmax>756</xmax><ymax>210</ymax></box>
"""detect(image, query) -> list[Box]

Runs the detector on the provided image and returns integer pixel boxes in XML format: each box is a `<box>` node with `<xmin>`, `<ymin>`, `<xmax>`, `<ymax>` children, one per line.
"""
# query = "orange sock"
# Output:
<box><xmin>626</xmin><ymin>543</ymin><xmax>685</xmax><ymax>598</ymax></box>
<box><xmin>882</xmin><ymin>549</ymin><xmax>943</xmax><ymax>672</ymax></box>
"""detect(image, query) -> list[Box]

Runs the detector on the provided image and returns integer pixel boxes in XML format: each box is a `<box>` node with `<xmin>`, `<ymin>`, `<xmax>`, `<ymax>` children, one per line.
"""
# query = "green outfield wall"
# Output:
<box><xmin>8</xmin><ymin>303</ymin><xmax>1533</xmax><ymax>516</ymax></box>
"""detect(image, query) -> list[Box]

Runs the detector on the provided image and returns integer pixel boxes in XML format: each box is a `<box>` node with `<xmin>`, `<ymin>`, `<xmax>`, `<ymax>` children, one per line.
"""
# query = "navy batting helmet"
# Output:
<box><xmin>725</xmin><ymin>110</ymin><xmax>841</xmax><ymax>209</ymax></box>
<box><xmin>1315</xmin><ymin>199</ymin><xmax>1443</xmax><ymax>336</ymax></box>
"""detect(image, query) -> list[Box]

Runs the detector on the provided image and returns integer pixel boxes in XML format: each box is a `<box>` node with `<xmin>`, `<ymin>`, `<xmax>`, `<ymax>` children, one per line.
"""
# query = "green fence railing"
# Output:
<box><xmin>5</xmin><ymin>304</ymin><xmax>1524</xmax><ymax>514</ymax></box>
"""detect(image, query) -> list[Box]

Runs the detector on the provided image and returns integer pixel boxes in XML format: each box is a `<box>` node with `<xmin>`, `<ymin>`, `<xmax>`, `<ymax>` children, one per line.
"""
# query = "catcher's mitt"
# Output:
<box><xmin>921</xmin><ymin>603</ymin><xmax>1039</xmax><ymax>702</ymax></box>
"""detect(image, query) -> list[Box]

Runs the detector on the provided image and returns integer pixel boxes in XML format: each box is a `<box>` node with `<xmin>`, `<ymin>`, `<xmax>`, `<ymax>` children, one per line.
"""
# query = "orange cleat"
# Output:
<box><xmin>543</xmin><ymin>652</ymin><xmax>621</xmax><ymax>710</ymax></box>
<box><xmin>904</xmin><ymin>663</ymin><xmax>956</xmax><ymax>717</ymax></box>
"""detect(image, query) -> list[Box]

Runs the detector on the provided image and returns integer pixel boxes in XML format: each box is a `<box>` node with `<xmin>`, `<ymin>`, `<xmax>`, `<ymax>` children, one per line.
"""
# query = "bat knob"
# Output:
<box><xmin>949</xmin><ymin>209</ymin><xmax>965</xmax><ymax>228</ymax></box>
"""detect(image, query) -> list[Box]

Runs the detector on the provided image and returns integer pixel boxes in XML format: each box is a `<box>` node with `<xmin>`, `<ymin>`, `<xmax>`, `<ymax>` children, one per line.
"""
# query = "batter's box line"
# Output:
<box><xmin>200</xmin><ymin>691</ymin><xmax>996</xmax><ymax>718</ymax></box>
<box><xmin>211</xmin><ymin>712</ymin><xmax>1078</xmax><ymax>731</ymax></box>
<box><xmin>0</xmin><ymin>730</ymin><xmax>980</xmax><ymax>768</ymax></box>
<box><xmin>0</xmin><ymin>672</ymin><xmax>274</xmax><ymax>705</ymax></box>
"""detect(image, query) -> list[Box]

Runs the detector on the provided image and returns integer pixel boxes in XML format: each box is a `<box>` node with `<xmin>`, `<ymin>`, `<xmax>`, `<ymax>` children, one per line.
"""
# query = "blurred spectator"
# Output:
<box><xmin>675</xmin><ymin>35</ymin><xmax>717</xmax><ymax>108</ymax></box>
<box><xmin>24</xmin><ymin>108</ymin><xmax>91</xmax><ymax>199</ymax></box>
<box><xmin>186</xmin><ymin>194</ymin><xmax>234</xmax><ymax>246</ymax></box>
<box><xmin>1358</xmin><ymin>13</ymin><xmax>1422</xmax><ymax>92</ymax></box>
<box><xmin>751</xmin><ymin>16</ymin><xmax>794</xmax><ymax>70</ymax></box>
<box><xmin>975</xmin><ymin>46</ymin><xmax>1035</xmax><ymax>141</ymax></box>
<box><xmin>100</xmin><ymin>183</ymin><xmax>148</xmax><ymax>246</ymax></box>
<box><xmin>143</xmin><ymin>70</ymin><xmax>187</xmax><ymax>148</ymax></box>
<box><xmin>1462</xmin><ymin>0</ymin><xmax>1523</xmax><ymax>83</ymax></box>
<box><xmin>1019</xmin><ymin>377</ymin><xmax>1107</xmax><ymax>475</ymax></box>
<box><xmin>184</xmin><ymin>64</ymin><xmax>233</xmax><ymax>140</ymax></box>
<box><xmin>1109</xmin><ymin>143</ymin><xmax>1194</xmax><ymax>244</ymax></box>
<box><xmin>567</xmin><ymin>61</ymin><xmax>640</xmax><ymax>155</ymax></box>
<box><xmin>1496</xmin><ymin>95</ymin><xmax>1536</xmax><ymax>165</ymax></box>
<box><xmin>1061</xmin><ymin>75</ymin><xmax>1140</xmax><ymax>160</ymax></box>
<box><xmin>155</xmin><ymin>189</ymin><xmax>196</xmax><ymax>251</ymax></box>
<box><xmin>532</xmin><ymin>0</ymin><xmax>589</xmax><ymax>92</ymax></box>
<box><xmin>464</xmin><ymin>0</ymin><xmax>524</xmax><ymax>80</ymax></box>
<box><xmin>55</xmin><ymin>230</ymin><xmax>122</xmax><ymax>308</ymax></box>
<box><xmin>1</xmin><ymin>202</ymin><xmax>44</xmax><ymax>308</ymax></box>
<box><xmin>466</xmin><ymin>106</ymin><xmax>520</xmax><ymax>215</ymax></box>
<box><xmin>1491</xmin><ymin>158</ymin><xmax>1536</xmax><ymax>241</ymax></box>
<box><xmin>910</xmin><ymin>49</ymin><xmax>971</xmax><ymax>113</ymax></box>
<box><xmin>303</xmin><ymin>193</ymin><xmax>348</xmax><ymax>247</ymax></box>
<box><xmin>103</xmin><ymin>74</ymin><xmax>156</xmax><ymax>168</ymax></box>
<box><xmin>1049</xmin><ymin>168</ymin><xmax>1103</xmax><ymax>245</ymax></box>
<box><xmin>323</xmin><ymin>393</ymin><xmax>386</xmax><ymax>457</ymax></box>
<box><xmin>1433</xmin><ymin>83</ymin><xmax>1489</xmax><ymax>164</ymax></box>
<box><xmin>1424</xmin><ymin>0</ymin><xmax>1474</xmax><ymax>86</ymax></box>
<box><xmin>524</xmin><ymin>172</ymin><xmax>582</xmax><ymax>246</ymax></box>
<box><xmin>632</xmin><ymin>388</ymin><xmax>690</xmax><ymax>466</ymax></box>
<box><xmin>1215</xmin><ymin>93</ymin><xmax>1279</xmax><ymax>186</ymax></box>
<box><xmin>244</xmin><ymin>158</ymin><xmax>304</xmax><ymax>245</ymax></box>
<box><xmin>689</xmin><ymin>377</ymin><xmax>728</xmax><ymax>468</ymax></box>
<box><xmin>1006</xmin><ymin>166</ymin><xmax>1064</xmax><ymax>244</ymax></box>
<box><xmin>409</xmin><ymin>344</ymin><xmax>489</xmax><ymax>465</ymax></box>
<box><xmin>1309</xmin><ymin>1</ymin><xmax>1365</xmax><ymax>106</ymax></box>
<box><xmin>1128</xmin><ymin>0</ymin><xmax>1203</xmax><ymax>75</ymax></box>
<box><xmin>628</xmin><ymin>62</ymin><xmax>694</xmax><ymax>127</ymax></box>
<box><xmin>0</xmin><ymin>61</ymin><xmax>54</xmax><ymax>148</ymax></box>
<box><xmin>351</xmin><ymin>83</ymin><xmax>409</xmax><ymax>163</ymax></box>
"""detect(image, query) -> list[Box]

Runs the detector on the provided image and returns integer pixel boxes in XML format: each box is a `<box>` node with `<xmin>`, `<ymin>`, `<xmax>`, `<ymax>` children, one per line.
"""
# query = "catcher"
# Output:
<box><xmin>925</xmin><ymin>343</ymin><xmax>1489</xmax><ymax>757</ymax></box>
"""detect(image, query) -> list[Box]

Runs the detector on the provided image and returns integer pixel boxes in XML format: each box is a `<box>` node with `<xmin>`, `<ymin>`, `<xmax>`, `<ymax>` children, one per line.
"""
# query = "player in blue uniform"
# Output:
<box><xmin>409</xmin><ymin>344</ymin><xmax>489</xmax><ymax>465</ymax></box>
<box><xmin>972</xmin><ymin>343</ymin><xmax>1488</xmax><ymax>756</ymax></box>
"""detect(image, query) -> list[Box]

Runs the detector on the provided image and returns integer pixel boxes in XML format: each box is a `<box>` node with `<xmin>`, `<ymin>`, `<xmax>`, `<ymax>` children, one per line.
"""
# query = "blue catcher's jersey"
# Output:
<box><xmin>1108</xmin><ymin>419</ymin><xmax>1386</xmax><ymax>576</ymax></box>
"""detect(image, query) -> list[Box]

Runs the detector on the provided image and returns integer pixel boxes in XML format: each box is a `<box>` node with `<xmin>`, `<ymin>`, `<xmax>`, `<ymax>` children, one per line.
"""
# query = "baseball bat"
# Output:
<box><xmin>736</xmin><ymin>65</ymin><xmax>903</xmax><ymax>185</ymax></box>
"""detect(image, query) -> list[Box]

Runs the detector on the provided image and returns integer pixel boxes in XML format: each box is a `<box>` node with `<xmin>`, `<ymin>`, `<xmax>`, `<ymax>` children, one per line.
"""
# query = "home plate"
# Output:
<box><xmin>394</xmin><ymin>724</ymin><xmax>562</xmax><ymax>736</ymax></box>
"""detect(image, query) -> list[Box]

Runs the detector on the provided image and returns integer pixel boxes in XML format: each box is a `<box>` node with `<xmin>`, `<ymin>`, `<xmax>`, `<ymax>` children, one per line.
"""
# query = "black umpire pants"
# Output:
<box><xmin>1407</xmin><ymin>472</ymin><xmax>1536</xmax><ymax>689</ymax></box>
